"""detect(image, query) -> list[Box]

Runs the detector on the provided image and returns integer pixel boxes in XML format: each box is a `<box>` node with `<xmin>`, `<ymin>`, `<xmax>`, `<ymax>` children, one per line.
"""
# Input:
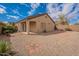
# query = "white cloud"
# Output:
<box><xmin>7</xmin><ymin>15</ymin><xmax>19</xmax><ymax>20</ymax></box>
<box><xmin>0</xmin><ymin>4</ymin><xmax>7</xmax><ymax>14</ymax></box>
<box><xmin>28</xmin><ymin>10</ymin><xmax>34</xmax><ymax>15</ymax></box>
<box><xmin>67</xmin><ymin>10</ymin><xmax>77</xmax><ymax>19</ymax></box>
<box><xmin>0</xmin><ymin>7</ymin><xmax>6</xmax><ymax>14</ymax></box>
<box><xmin>66</xmin><ymin>4</ymin><xmax>79</xmax><ymax>19</ymax></box>
<box><xmin>28</xmin><ymin>3</ymin><xmax>40</xmax><ymax>15</ymax></box>
<box><xmin>0</xmin><ymin>4</ymin><xmax>6</xmax><ymax>9</ymax></box>
<box><xmin>20</xmin><ymin>3</ymin><xmax>40</xmax><ymax>15</ymax></box>
<box><xmin>31</xmin><ymin>3</ymin><xmax>40</xmax><ymax>9</ymax></box>
<box><xmin>62</xmin><ymin>4</ymin><xmax>74</xmax><ymax>15</ymax></box>
<box><xmin>46</xmin><ymin>3</ymin><xmax>79</xmax><ymax>21</ymax></box>
<box><xmin>47</xmin><ymin>4</ymin><xmax>62</xmax><ymax>21</ymax></box>
<box><xmin>12</xmin><ymin>9</ymin><xmax>23</xmax><ymax>17</ymax></box>
<box><xmin>20</xmin><ymin>3</ymin><xmax>29</xmax><ymax>7</ymax></box>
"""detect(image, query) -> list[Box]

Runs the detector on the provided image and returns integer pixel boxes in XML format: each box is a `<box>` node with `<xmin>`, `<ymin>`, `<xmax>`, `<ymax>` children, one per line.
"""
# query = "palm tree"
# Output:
<box><xmin>58</xmin><ymin>14</ymin><xmax>69</xmax><ymax>25</ymax></box>
<box><xmin>55</xmin><ymin>14</ymin><xmax>70</xmax><ymax>31</ymax></box>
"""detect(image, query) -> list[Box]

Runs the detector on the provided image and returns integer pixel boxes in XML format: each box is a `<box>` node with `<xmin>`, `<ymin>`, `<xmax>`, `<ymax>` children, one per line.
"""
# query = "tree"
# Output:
<box><xmin>0</xmin><ymin>22</ymin><xmax>17</xmax><ymax>35</ymax></box>
<box><xmin>0</xmin><ymin>22</ymin><xmax>6</xmax><ymax>26</ymax></box>
<box><xmin>55</xmin><ymin>14</ymin><xmax>70</xmax><ymax>31</ymax></box>
<box><xmin>0</xmin><ymin>22</ymin><xmax>6</xmax><ymax>34</ymax></box>
<box><xmin>58</xmin><ymin>14</ymin><xmax>69</xmax><ymax>25</ymax></box>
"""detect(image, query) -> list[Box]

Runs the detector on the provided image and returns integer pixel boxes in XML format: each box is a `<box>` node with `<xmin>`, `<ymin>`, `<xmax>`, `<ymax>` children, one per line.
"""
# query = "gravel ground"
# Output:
<box><xmin>0</xmin><ymin>35</ymin><xmax>10</xmax><ymax>41</ymax></box>
<box><xmin>10</xmin><ymin>31</ymin><xmax>79</xmax><ymax>56</ymax></box>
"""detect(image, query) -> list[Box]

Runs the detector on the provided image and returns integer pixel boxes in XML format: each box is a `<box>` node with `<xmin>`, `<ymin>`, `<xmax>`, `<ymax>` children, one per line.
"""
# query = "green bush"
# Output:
<box><xmin>2</xmin><ymin>25</ymin><xmax>17</xmax><ymax>34</ymax></box>
<box><xmin>0</xmin><ymin>40</ymin><xmax>11</xmax><ymax>53</ymax></box>
<box><xmin>0</xmin><ymin>40</ymin><xmax>16</xmax><ymax>56</ymax></box>
<box><xmin>0</xmin><ymin>40</ymin><xmax>11</xmax><ymax>56</ymax></box>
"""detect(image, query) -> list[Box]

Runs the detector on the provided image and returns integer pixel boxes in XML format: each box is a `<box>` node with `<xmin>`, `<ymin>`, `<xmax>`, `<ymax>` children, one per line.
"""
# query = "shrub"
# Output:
<box><xmin>2</xmin><ymin>25</ymin><xmax>17</xmax><ymax>34</ymax></box>
<box><xmin>0</xmin><ymin>40</ymin><xmax>11</xmax><ymax>55</ymax></box>
<box><xmin>0</xmin><ymin>40</ymin><xmax>16</xmax><ymax>56</ymax></box>
<box><xmin>65</xmin><ymin>28</ymin><xmax>72</xmax><ymax>31</ymax></box>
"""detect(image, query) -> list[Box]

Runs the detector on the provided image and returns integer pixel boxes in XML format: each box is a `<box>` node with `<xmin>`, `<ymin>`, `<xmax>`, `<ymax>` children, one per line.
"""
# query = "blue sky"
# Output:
<box><xmin>0</xmin><ymin>3</ymin><xmax>79</xmax><ymax>24</ymax></box>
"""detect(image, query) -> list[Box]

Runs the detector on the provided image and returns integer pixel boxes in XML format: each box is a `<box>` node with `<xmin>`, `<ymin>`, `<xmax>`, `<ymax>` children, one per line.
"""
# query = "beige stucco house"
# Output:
<box><xmin>15</xmin><ymin>13</ymin><xmax>57</xmax><ymax>34</ymax></box>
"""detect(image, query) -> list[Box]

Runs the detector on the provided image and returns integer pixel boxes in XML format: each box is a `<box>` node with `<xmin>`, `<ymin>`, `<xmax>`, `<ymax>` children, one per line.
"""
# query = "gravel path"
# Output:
<box><xmin>10</xmin><ymin>31</ymin><xmax>79</xmax><ymax>56</ymax></box>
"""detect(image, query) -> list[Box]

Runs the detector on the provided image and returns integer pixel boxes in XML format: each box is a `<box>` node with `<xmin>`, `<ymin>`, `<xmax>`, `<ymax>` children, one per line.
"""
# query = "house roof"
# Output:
<box><xmin>16</xmin><ymin>13</ymin><xmax>55</xmax><ymax>24</ymax></box>
<box><xmin>16</xmin><ymin>13</ymin><xmax>57</xmax><ymax>30</ymax></box>
<box><xmin>27</xmin><ymin>13</ymin><xmax>47</xmax><ymax>19</ymax></box>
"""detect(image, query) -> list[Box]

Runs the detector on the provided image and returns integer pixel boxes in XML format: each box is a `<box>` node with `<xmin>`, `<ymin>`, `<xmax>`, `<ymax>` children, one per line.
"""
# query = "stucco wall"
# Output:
<box><xmin>16</xmin><ymin>14</ymin><xmax>55</xmax><ymax>33</ymax></box>
<box><xmin>28</xmin><ymin>14</ymin><xmax>55</xmax><ymax>33</ymax></box>
<box><xmin>15</xmin><ymin>23</ymin><xmax>23</xmax><ymax>32</ymax></box>
<box><xmin>30</xmin><ymin>21</ymin><xmax>37</xmax><ymax>32</ymax></box>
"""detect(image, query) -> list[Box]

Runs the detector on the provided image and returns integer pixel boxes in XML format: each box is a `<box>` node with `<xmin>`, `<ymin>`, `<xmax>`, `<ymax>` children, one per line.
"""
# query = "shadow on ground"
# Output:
<box><xmin>28</xmin><ymin>30</ymin><xmax>67</xmax><ymax>36</ymax></box>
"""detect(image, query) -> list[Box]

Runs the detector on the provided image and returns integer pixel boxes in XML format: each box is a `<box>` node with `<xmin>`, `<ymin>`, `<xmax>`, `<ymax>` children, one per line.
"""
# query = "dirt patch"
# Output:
<box><xmin>10</xmin><ymin>31</ymin><xmax>79</xmax><ymax>56</ymax></box>
<box><xmin>0</xmin><ymin>35</ymin><xmax>10</xmax><ymax>41</ymax></box>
